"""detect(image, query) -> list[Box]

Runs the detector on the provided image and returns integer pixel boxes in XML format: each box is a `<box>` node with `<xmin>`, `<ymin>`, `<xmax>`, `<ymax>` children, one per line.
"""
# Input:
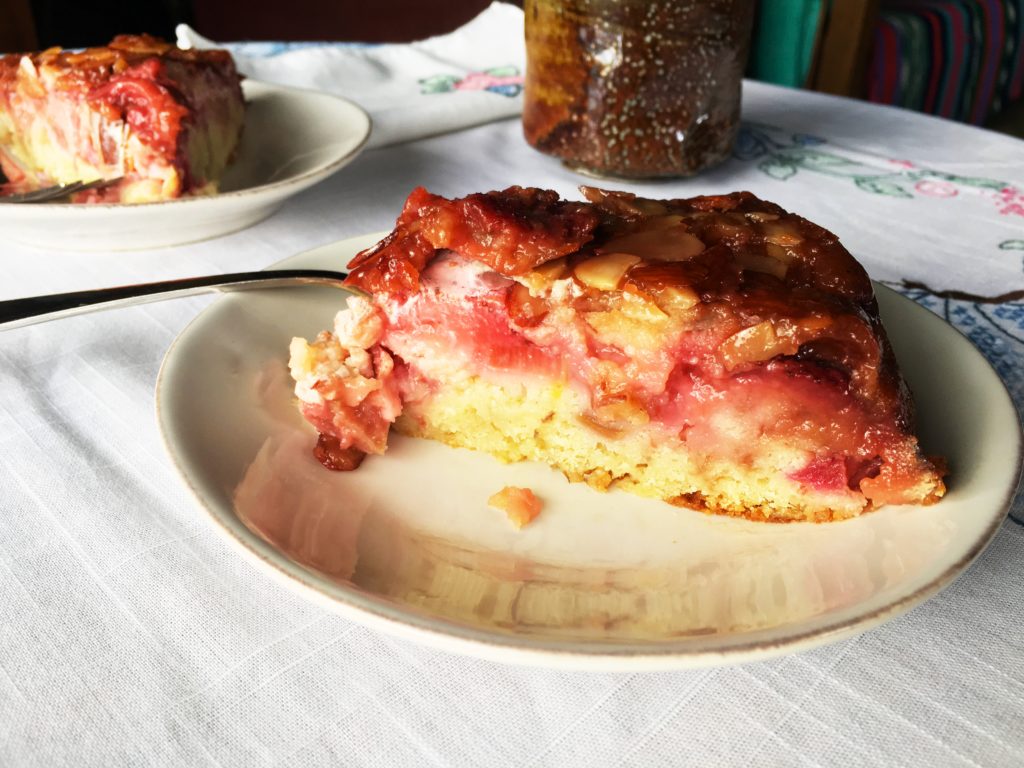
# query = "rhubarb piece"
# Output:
<box><xmin>0</xmin><ymin>35</ymin><xmax>244</xmax><ymax>203</ymax></box>
<box><xmin>289</xmin><ymin>186</ymin><xmax>946</xmax><ymax>522</ymax></box>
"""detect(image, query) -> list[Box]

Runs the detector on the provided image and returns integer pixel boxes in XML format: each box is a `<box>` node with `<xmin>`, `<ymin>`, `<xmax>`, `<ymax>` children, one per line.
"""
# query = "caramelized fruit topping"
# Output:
<box><xmin>346</xmin><ymin>186</ymin><xmax>601</xmax><ymax>295</ymax></box>
<box><xmin>345</xmin><ymin>185</ymin><xmax>902</xmax><ymax>427</ymax></box>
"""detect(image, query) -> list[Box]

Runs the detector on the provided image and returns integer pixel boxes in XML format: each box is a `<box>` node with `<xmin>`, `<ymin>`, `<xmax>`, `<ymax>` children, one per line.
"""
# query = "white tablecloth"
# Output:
<box><xmin>2</xmin><ymin>25</ymin><xmax>1024</xmax><ymax>768</ymax></box>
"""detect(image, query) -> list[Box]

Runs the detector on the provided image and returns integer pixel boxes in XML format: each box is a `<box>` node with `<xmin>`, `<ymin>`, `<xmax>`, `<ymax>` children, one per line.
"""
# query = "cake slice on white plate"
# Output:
<box><xmin>0</xmin><ymin>34</ymin><xmax>244</xmax><ymax>203</ymax></box>
<box><xmin>290</xmin><ymin>185</ymin><xmax>946</xmax><ymax>522</ymax></box>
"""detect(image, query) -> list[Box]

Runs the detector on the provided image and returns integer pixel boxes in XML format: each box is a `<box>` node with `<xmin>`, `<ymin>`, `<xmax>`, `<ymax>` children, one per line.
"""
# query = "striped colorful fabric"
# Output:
<box><xmin>868</xmin><ymin>0</ymin><xmax>1023</xmax><ymax>124</ymax></box>
<box><xmin>748</xmin><ymin>0</ymin><xmax>824</xmax><ymax>88</ymax></box>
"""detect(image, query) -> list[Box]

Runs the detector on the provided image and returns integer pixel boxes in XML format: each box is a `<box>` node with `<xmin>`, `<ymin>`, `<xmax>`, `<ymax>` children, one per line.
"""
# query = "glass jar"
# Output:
<box><xmin>523</xmin><ymin>0</ymin><xmax>755</xmax><ymax>178</ymax></box>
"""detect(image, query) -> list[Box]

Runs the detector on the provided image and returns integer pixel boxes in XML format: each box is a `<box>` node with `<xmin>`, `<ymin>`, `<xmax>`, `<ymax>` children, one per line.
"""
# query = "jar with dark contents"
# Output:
<box><xmin>523</xmin><ymin>0</ymin><xmax>755</xmax><ymax>178</ymax></box>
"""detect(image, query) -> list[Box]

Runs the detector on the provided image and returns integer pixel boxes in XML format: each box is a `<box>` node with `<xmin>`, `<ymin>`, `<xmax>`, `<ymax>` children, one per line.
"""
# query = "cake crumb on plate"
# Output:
<box><xmin>488</xmin><ymin>486</ymin><xmax>543</xmax><ymax>529</ymax></box>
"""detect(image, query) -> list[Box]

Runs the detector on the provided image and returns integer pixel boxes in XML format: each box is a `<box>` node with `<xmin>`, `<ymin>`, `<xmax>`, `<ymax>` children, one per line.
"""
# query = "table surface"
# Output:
<box><xmin>1</xmin><ymin>77</ymin><xmax>1023</xmax><ymax>766</ymax></box>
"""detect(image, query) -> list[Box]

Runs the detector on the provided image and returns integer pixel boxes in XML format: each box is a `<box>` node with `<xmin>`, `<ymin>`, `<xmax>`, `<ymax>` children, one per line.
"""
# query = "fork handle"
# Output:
<box><xmin>0</xmin><ymin>269</ymin><xmax>351</xmax><ymax>331</ymax></box>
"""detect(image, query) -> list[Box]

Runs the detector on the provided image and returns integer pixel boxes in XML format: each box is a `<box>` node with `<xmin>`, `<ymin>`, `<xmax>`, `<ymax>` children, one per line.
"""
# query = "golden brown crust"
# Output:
<box><xmin>0</xmin><ymin>34</ymin><xmax>237</xmax><ymax>91</ymax></box>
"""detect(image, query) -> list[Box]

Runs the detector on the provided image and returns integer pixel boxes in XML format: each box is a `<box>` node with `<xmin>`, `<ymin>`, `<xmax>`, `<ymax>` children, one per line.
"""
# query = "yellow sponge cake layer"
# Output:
<box><xmin>395</xmin><ymin>375</ymin><xmax>868</xmax><ymax>523</ymax></box>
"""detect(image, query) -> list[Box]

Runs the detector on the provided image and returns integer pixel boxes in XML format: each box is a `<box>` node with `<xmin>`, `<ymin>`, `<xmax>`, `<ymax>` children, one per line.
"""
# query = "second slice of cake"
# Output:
<box><xmin>289</xmin><ymin>186</ymin><xmax>946</xmax><ymax>522</ymax></box>
<box><xmin>0</xmin><ymin>35</ymin><xmax>244</xmax><ymax>203</ymax></box>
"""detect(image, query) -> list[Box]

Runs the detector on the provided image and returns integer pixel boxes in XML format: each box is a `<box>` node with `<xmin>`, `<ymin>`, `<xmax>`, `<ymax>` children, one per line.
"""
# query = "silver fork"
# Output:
<box><xmin>1</xmin><ymin>177</ymin><xmax>125</xmax><ymax>204</ymax></box>
<box><xmin>0</xmin><ymin>269</ymin><xmax>363</xmax><ymax>331</ymax></box>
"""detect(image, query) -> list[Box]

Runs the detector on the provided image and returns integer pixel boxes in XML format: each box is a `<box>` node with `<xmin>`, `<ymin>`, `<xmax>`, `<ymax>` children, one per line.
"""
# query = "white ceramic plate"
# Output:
<box><xmin>1</xmin><ymin>81</ymin><xmax>370</xmax><ymax>251</ymax></box>
<box><xmin>157</xmin><ymin>235</ymin><xmax>1022</xmax><ymax>671</ymax></box>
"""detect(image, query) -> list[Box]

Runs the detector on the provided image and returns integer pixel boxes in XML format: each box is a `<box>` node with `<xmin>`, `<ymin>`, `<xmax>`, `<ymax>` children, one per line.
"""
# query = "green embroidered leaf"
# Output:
<box><xmin>484</xmin><ymin>65</ymin><xmax>519</xmax><ymax>77</ymax></box>
<box><xmin>419</xmin><ymin>75</ymin><xmax>459</xmax><ymax>94</ymax></box>
<box><xmin>778</xmin><ymin>150</ymin><xmax>871</xmax><ymax>178</ymax></box>
<box><xmin>758</xmin><ymin>158</ymin><xmax>797</xmax><ymax>180</ymax></box>
<box><xmin>913</xmin><ymin>171</ymin><xmax>1006</xmax><ymax>191</ymax></box>
<box><xmin>951</xmin><ymin>176</ymin><xmax>1006</xmax><ymax>191</ymax></box>
<box><xmin>999</xmin><ymin>239</ymin><xmax>1024</xmax><ymax>250</ymax></box>
<box><xmin>794</xmin><ymin>151</ymin><xmax>860</xmax><ymax>169</ymax></box>
<box><xmin>854</xmin><ymin>177</ymin><xmax>912</xmax><ymax>197</ymax></box>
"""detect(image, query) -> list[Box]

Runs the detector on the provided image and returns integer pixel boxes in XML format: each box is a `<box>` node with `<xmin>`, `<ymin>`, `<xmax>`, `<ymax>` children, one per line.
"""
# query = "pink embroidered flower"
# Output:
<box><xmin>888</xmin><ymin>159</ymin><xmax>915</xmax><ymax>168</ymax></box>
<box><xmin>914</xmin><ymin>180</ymin><xmax>958</xmax><ymax>198</ymax></box>
<box><xmin>454</xmin><ymin>72</ymin><xmax>524</xmax><ymax>91</ymax></box>
<box><xmin>995</xmin><ymin>187</ymin><xmax>1024</xmax><ymax>216</ymax></box>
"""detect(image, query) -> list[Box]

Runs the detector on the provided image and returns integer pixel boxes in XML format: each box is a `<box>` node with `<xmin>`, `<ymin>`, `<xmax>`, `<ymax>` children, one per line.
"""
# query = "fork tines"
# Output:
<box><xmin>1</xmin><ymin>177</ymin><xmax>124</xmax><ymax>204</ymax></box>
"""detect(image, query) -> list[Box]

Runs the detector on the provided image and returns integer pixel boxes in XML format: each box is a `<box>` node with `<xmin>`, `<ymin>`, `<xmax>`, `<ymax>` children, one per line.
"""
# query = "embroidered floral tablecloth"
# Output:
<box><xmin>1</xmin><ymin>5</ymin><xmax>1022</xmax><ymax>766</ymax></box>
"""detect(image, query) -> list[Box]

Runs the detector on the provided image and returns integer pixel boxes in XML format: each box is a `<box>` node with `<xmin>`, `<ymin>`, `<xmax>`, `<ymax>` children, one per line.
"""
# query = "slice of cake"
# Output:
<box><xmin>0</xmin><ymin>34</ymin><xmax>244</xmax><ymax>204</ymax></box>
<box><xmin>289</xmin><ymin>186</ymin><xmax>946</xmax><ymax>522</ymax></box>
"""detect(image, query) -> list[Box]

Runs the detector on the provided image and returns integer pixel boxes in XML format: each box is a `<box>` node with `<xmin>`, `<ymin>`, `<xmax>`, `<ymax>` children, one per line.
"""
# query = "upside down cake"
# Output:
<box><xmin>289</xmin><ymin>186</ymin><xmax>946</xmax><ymax>522</ymax></box>
<box><xmin>0</xmin><ymin>35</ymin><xmax>244</xmax><ymax>203</ymax></box>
